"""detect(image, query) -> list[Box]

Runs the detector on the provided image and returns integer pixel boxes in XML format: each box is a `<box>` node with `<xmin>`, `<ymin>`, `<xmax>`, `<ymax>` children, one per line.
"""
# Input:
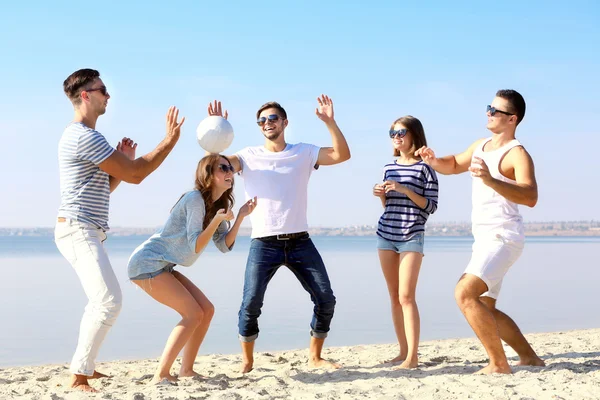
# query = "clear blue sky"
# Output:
<box><xmin>1</xmin><ymin>1</ymin><xmax>599</xmax><ymax>227</ymax></box>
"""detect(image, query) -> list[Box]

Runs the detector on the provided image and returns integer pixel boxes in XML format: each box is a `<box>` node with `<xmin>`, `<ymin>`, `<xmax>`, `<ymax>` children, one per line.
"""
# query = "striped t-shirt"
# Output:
<box><xmin>377</xmin><ymin>160</ymin><xmax>439</xmax><ymax>242</ymax></box>
<box><xmin>57</xmin><ymin>122</ymin><xmax>114</xmax><ymax>230</ymax></box>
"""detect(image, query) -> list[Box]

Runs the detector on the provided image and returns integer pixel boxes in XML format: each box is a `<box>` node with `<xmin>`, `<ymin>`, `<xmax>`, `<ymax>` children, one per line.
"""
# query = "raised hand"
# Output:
<box><xmin>238</xmin><ymin>197</ymin><xmax>257</xmax><ymax>218</ymax></box>
<box><xmin>116</xmin><ymin>137</ymin><xmax>137</xmax><ymax>160</ymax></box>
<box><xmin>373</xmin><ymin>184</ymin><xmax>386</xmax><ymax>198</ymax></box>
<box><xmin>315</xmin><ymin>94</ymin><xmax>335</xmax><ymax>124</ymax></box>
<box><xmin>415</xmin><ymin>146</ymin><xmax>437</xmax><ymax>166</ymax></box>
<box><xmin>166</xmin><ymin>106</ymin><xmax>185</xmax><ymax>140</ymax></box>
<box><xmin>208</xmin><ymin>100</ymin><xmax>229</xmax><ymax>120</ymax></box>
<box><xmin>469</xmin><ymin>157</ymin><xmax>493</xmax><ymax>184</ymax></box>
<box><xmin>384</xmin><ymin>180</ymin><xmax>408</xmax><ymax>195</ymax></box>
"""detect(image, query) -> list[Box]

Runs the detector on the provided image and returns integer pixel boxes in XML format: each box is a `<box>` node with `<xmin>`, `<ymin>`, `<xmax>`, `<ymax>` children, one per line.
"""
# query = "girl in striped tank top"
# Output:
<box><xmin>373</xmin><ymin>115</ymin><xmax>439</xmax><ymax>369</ymax></box>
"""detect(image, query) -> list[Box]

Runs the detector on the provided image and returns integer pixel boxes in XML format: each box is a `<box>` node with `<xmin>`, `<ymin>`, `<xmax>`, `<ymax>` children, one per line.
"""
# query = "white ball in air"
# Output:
<box><xmin>196</xmin><ymin>116</ymin><xmax>234</xmax><ymax>153</ymax></box>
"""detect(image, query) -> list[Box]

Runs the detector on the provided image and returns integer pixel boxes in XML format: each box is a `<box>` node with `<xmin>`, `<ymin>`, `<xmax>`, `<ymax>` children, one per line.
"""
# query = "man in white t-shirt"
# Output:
<box><xmin>208</xmin><ymin>96</ymin><xmax>350</xmax><ymax>373</ymax></box>
<box><xmin>415</xmin><ymin>89</ymin><xmax>544</xmax><ymax>374</ymax></box>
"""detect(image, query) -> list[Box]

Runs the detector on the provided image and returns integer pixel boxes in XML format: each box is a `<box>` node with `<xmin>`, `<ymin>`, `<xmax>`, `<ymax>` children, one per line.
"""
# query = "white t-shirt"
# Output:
<box><xmin>235</xmin><ymin>143</ymin><xmax>320</xmax><ymax>238</ymax></box>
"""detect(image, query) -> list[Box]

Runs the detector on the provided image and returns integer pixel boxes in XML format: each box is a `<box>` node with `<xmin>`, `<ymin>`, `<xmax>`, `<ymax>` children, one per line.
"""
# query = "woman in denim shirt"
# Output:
<box><xmin>128</xmin><ymin>154</ymin><xmax>256</xmax><ymax>385</ymax></box>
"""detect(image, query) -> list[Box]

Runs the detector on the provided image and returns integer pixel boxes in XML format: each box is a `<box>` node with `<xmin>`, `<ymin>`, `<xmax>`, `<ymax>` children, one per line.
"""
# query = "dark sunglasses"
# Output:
<box><xmin>85</xmin><ymin>86</ymin><xmax>109</xmax><ymax>96</ymax></box>
<box><xmin>257</xmin><ymin>114</ymin><xmax>283</xmax><ymax>126</ymax></box>
<box><xmin>487</xmin><ymin>105</ymin><xmax>513</xmax><ymax>116</ymax></box>
<box><xmin>218</xmin><ymin>163</ymin><xmax>235</xmax><ymax>173</ymax></box>
<box><xmin>389</xmin><ymin>129</ymin><xmax>408</xmax><ymax>138</ymax></box>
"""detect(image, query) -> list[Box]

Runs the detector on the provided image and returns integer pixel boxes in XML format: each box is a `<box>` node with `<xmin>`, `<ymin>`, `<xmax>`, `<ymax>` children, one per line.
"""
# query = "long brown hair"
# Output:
<box><xmin>193</xmin><ymin>154</ymin><xmax>235</xmax><ymax>229</ymax></box>
<box><xmin>390</xmin><ymin>115</ymin><xmax>428</xmax><ymax>157</ymax></box>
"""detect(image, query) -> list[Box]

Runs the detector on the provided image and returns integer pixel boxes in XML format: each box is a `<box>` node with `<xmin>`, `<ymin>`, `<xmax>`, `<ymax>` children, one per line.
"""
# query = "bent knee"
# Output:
<box><xmin>454</xmin><ymin>282</ymin><xmax>482</xmax><ymax>307</ymax></box>
<box><xmin>104</xmin><ymin>294</ymin><xmax>123</xmax><ymax>315</ymax></box>
<box><xmin>203</xmin><ymin>302</ymin><xmax>215</xmax><ymax>320</ymax></box>
<box><xmin>318</xmin><ymin>296</ymin><xmax>336</xmax><ymax>313</ymax></box>
<box><xmin>398</xmin><ymin>294</ymin><xmax>416</xmax><ymax>307</ymax></box>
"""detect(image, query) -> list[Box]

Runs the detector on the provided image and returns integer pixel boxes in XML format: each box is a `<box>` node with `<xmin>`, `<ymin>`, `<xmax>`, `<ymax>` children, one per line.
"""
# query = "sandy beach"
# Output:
<box><xmin>1</xmin><ymin>328</ymin><xmax>598</xmax><ymax>400</ymax></box>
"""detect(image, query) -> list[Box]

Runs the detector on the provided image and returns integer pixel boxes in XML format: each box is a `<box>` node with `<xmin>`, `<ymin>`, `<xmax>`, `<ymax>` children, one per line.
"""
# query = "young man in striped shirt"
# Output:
<box><xmin>55</xmin><ymin>69</ymin><xmax>185</xmax><ymax>392</ymax></box>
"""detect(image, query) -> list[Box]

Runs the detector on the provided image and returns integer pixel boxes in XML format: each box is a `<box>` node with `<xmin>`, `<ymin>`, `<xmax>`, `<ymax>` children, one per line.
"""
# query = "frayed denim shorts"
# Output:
<box><xmin>376</xmin><ymin>233</ymin><xmax>424</xmax><ymax>254</ymax></box>
<box><xmin>130</xmin><ymin>264</ymin><xmax>175</xmax><ymax>281</ymax></box>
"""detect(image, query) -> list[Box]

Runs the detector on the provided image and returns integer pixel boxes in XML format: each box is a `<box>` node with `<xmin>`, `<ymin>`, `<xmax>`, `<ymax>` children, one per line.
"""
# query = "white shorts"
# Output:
<box><xmin>464</xmin><ymin>236</ymin><xmax>524</xmax><ymax>299</ymax></box>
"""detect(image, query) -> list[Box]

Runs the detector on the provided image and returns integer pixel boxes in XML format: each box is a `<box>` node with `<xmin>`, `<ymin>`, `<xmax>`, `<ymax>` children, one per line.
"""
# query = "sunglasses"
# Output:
<box><xmin>85</xmin><ymin>86</ymin><xmax>109</xmax><ymax>96</ymax></box>
<box><xmin>257</xmin><ymin>114</ymin><xmax>283</xmax><ymax>126</ymax></box>
<box><xmin>487</xmin><ymin>105</ymin><xmax>513</xmax><ymax>116</ymax></box>
<box><xmin>217</xmin><ymin>163</ymin><xmax>235</xmax><ymax>173</ymax></box>
<box><xmin>389</xmin><ymin>129</ymin><xmax>408</xmax><ymax>138</ymax></box>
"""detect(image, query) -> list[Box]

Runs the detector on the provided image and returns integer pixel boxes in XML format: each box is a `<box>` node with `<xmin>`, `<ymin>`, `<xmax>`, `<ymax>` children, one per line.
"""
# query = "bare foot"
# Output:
<box><xmin>394</xmin><ymin>359</ymin><xmax>418</xmax><ymax>369</ymax></box>
<box><xmin>308</xmin><ymin>358</ymin><xmax>341</xmax><ymax>369</ymax></box>
<box><xmin>89</xmin><ymin>370</ymin><xmax>111</xmax><ymax>379</ymax></box>
<box><xmin>474</xmin><ymin>364</ymin><xmax>512</xmax><ymax>375</ymax></box>
<box><xmin>69</xmin><ymin>374</ymin><xmax>98</xmax><ymax>392</ymax></box>
<box><xmin>150</xmin><ymin>374</ymin><xmax>178</xmax><ymax>385</ymax></box>
<box><xmin>516</xmin><ymin>356</ymin><xmax>545</xmax><ymax>367</ymax></box>
<box><xmin>384</xmin><ymin>354</ymin><xmax>407</xmax><ymax>364</ymax></box>
<box><xmin>240</xmin><ymin>361</ymin><xmax>253</xmax><ymax>374</ymax></box>
<box><xmin>178</xmin><ymin>370</ymin><xmax>207</xmax><ymax>379</ymax></box>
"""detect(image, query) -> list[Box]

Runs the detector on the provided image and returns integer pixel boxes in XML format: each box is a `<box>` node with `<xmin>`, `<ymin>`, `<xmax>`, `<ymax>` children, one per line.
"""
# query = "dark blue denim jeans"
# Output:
<box><xmin>238</xmin><ymin>234</ymin><xmax>336</xmax><ymax>342</ymax></box>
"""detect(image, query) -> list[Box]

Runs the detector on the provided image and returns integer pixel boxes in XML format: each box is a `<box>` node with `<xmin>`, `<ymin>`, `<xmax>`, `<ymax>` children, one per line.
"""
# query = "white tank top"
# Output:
<box><xmin>471</xmin><ymin>138</ymin><xmax>524</xmax><ymax>242</ymax></box>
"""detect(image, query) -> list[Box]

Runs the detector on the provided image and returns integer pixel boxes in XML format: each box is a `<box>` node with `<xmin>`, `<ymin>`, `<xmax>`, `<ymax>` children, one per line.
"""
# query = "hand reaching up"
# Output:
<box><xmin>315</xmin><ymin>94</ymin><xmax>335</xmax><ymax>124</ymax></box>
<box><xmin>208</xmin><ymin>100</ymin><xmax>229</xmax><ymax>120</ymax></box>
<box><xmin>166</xmin><ymin>106</ymin><xmax>185</xmax><ymax>140</ymax></box>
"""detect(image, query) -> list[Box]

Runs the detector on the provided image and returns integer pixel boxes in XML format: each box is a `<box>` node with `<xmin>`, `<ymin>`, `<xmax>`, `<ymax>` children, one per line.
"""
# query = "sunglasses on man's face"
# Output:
<box><xmin>257</xmin><ymin>114</ymin><xmax>283</xmax><ymax>126</ymax></box>
<box><xmin>218</xmin><ymin>163</ymin><xmax>235</xmax><ymax>173</ymax></box>
<box><xmin>389</xmin><ymin>129</ymin><xmax>408</xmax><ymax>139</ymax></box>
<box><xmin>487</xmin><ymin>105</ymin><xmax>513</xmax><ymax>117</ymax></box>
<box><xmin>85</xmin><ymin>86</ymin><xmax>109</xmax><ymax>96</ymax></box>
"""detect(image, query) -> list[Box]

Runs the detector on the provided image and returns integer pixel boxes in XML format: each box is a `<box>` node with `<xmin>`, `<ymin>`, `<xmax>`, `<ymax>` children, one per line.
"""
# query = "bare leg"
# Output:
<box><xmin>480</xmin><ymin>297</ymin><xmax>545</xmax><ymax>367</ymax></box>
<box><xmin>308</xmin><ymin>337</ymin><xmax>341</xmax><ymax>369</ymax></box>
<box><xmin>240</xmin><ymin>341</ymin><xmax>255</xmax><ymax>373</ymax></box>
<box><xmin>173</xmin><ymin>271</ymin><xmax>215</xmax><ymax>378</ymax></box>
<box><xmin>378</xmin><ymin>249</ymin><xmax>407</xmax><ymax>363</ymax></box>
<box><xmin>133</xmin><ymin>273</ymin><xmax>205</xmax><ymax>384</ymax></box>
<box><xmin>455</xmin><ymin>274</ymin><xmax>511</xmax><ymax>374</ymax></box>
<box><xmin>395</xmin><ymin>252</ymin><xmax>422</xmax><ymax>369</ymax></box>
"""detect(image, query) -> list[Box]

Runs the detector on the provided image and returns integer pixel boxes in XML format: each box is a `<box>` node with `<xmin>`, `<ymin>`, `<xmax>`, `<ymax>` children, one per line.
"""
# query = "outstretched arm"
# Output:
<box><xmin>415</xmin><ymin>139</ymin><xmax>484</xmax><ymax>175</ymax></box>
<box><xmin>207</xmin><ymin>100</ymin><xmax>242</xmax><ymax>173</ymax></box>
<box><xmin>469</xmin><ymin>147</ymin><xmax>538</xmax><ymax>207</ymax></box>
<box><xmin>315</xmin><ymin>95</ymin><xmax>351</xmax><ymax>166</ymax></box>
<box><xmin>99</xmin><ymin>106</ymin><xmax>185</xmax><ymax>184</ymax></box>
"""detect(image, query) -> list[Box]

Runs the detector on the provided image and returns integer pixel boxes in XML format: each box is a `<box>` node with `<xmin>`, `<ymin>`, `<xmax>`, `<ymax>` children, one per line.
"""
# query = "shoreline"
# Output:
<box><xmin>2</xmin><ymin>328</ymin><xmax>598</xmax><ymax>399</ymax></box>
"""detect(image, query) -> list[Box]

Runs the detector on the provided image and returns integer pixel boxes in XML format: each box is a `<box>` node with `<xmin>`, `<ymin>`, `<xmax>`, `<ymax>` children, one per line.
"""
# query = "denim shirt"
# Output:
<box><xmin>127</xmin><ymin>190</ymin><xmax>233</xmax><ymax>279</ymax></box>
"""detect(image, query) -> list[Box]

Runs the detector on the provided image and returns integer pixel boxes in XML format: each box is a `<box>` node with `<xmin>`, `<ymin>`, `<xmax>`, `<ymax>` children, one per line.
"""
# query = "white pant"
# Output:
<box><xmin>464</xmin><ymin>235</ymin><xmax>524</xmax><ymax>299</ymax></box>
<box><xmin>55</xmin><ymin>220</ymin><xmax>122</xmax><ymax>376</ymax></box>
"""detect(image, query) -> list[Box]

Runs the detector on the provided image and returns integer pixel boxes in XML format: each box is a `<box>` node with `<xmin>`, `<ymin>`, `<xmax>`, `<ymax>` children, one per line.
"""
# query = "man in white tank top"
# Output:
<box><xmin>415</xmin><ymin>90</ymin><xmax>545</xmax><ymax>374</ymax></box>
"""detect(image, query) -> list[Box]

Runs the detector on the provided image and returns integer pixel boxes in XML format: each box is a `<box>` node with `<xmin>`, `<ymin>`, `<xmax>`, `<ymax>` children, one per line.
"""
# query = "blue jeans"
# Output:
<box><xmin>238</xmin><ymin>234</ymin><xmax>336</xmax><ymax>342</ymax></box>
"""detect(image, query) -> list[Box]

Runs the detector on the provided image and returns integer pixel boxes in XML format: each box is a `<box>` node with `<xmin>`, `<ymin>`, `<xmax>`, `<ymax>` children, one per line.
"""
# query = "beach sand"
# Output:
<box><xmin>1</xmin><ymin>328</ymin><xmax>598</xmax><ymax>399</ymax></box>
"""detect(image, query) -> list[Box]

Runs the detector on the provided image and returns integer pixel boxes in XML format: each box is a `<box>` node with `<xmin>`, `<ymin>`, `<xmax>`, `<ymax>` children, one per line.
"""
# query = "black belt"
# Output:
<box><xmin>260</xmin><ymin>232</ymin><xmax>309</xmax><ymax>241</ymax></box>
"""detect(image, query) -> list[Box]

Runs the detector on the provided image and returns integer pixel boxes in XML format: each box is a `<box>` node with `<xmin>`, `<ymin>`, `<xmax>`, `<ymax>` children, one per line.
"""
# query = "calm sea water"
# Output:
<box><xmin>1</xmin><ymin>235</ymin><xmax>599</xmax><ymax>367</ymax></box>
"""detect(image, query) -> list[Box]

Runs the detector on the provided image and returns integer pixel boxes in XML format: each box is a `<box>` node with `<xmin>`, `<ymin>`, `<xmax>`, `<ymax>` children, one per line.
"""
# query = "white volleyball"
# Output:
<box><xmin>196</xmin><ymin>116</ymin><xmax>234</xmax><ymax>153</ymax></box>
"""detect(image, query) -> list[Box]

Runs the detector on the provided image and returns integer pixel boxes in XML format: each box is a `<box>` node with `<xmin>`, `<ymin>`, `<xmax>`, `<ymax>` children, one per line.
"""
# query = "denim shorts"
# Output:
<box><xmin>376</xmin><ymin>233</ymin><xmax>424</xmax><ymax>254</ymax></box>
<box><xmin>130</xmin><ymin>264</ymin><xmax>175</xmax><ymax>281</ymax></box>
